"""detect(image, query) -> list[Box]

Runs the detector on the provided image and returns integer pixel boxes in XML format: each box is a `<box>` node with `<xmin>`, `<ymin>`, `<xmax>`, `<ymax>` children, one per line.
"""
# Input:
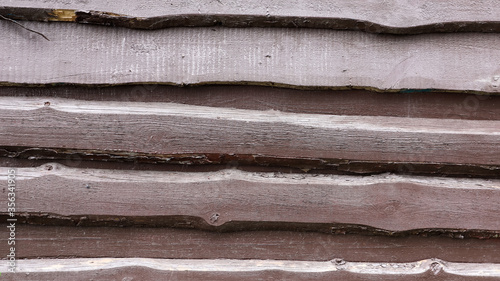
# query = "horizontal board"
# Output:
<box><xmin>1</xmin><ymin>86</ymin><xmax>499</xmax><ymax>120</ymax></box>
<box><xmin>0</xmin><ymin>97</ymin><xmax>499</xmax><ymax>172</ymax></box>
<box><xmin>1</xmin><ymin>22</ymin><xmax>500</xmax><ymax>93</ymax></box>
<box><xmin>3</xmin><ymin>156</ymin><xmax>499</xmax><ymax>181</ymax></box>
<box><xmin>1</xmin><ymin>164</ymin><xmax>500</xmax><ymax>233</ymax></box>
<box><xmin>3</xmin><ymin>225</ymin><xmax>500</xmax><ymax>262</ymax></box>
<box><xmin>1</xmin><ymin>0</ymin><xmax>500</xmax><ymax>34</ymax></box>
<box><xmin>0</xmin><ymin>258</ymin><xmax>499</xmax><ymax>281</ymax></box>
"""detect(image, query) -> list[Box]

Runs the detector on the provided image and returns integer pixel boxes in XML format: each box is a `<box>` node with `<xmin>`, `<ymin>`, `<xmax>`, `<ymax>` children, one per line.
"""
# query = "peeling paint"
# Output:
<box><xmin>48</xmin><ymin>9</ymin><xmax>77</xmax><ymax>22</ymax></box>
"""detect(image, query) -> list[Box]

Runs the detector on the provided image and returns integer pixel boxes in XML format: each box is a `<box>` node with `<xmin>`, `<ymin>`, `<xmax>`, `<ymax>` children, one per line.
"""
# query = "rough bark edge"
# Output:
<box><xmin>1</xmin><ymin>258</ymin><xmax>500</xmax><ymax>278</ymax></box>
<box><xmin>2</xmin><ymin>6</ymin><xmax>500</xmax><ymax>35</ymax></box>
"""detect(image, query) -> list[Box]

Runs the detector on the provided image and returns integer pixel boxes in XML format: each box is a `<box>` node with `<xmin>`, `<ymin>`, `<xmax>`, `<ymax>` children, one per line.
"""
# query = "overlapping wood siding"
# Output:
<box><xmin>0</xmin><ymin>1</ymin><xmax>499</xmax><ymax>280</ymax></box>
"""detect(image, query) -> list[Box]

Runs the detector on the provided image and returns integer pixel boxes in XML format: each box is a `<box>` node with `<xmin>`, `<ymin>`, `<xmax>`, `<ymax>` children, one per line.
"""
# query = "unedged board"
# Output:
<box><xmin>1</xmin><ymin>164</ymin><xmax>500</xmax><ymax>233</ymax></box>
<box><xmin>2</xmin><ymin>0</ymin><xmax>500</xmax><ymax>34</ymax></box>
<box><xmin>0</xmin><ymin>97</ymin><xmax>499</xmax><ymax>170</ymax></box>
<box><xmin>2</xmin><ymin>1</ymin><xmax>500</xmax><ymax>279</ymax></box>
<box><xmin>1</xmin><ymin>22</ymin><xmax>500</xmax><ymax>93</ymax></box>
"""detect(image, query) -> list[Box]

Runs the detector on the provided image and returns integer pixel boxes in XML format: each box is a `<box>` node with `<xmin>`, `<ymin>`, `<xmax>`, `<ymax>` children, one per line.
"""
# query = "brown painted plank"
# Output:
<box><xmin>1</xmin><ymin>22</ymin><xmax>500</xmax><ymax>93</ymax></box>
<box><xmin>1</xmin><ymin>0</ymin><xmax>500</xmax><ymax>34</ymax></box>
<box><xmin>0</xmin><ymin>97</ymin><xmax>499</xmax><ymax>171</ymax></box>
<box><xmin>0</xmin><ymin>258</ymin><xmax>499</xmax><ymax>281</ymax></box>
<box><xmin>1</xmin><ymin>164</ymin><xmax>500</xmax><ymax>233</ymax></box>
<box><xmin>3</xmin><ymin>225</ymin><xmax>500</xmax><ymax>263</ymax></box>
<box><xmin>1</xmin><ymin>86</ymin><xmax>499</xmax><ymax>120</ymax></box>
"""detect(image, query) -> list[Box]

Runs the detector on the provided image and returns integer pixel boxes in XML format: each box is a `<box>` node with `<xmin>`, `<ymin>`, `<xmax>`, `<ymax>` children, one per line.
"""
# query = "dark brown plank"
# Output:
<box><xmin>1</xmin><ymin>22</ymin><xmax>500</xmax><ymax>93</ymax></box>
<box><xmin>0</xmin><ymin>258</ymin><xmax>499</xmax><ymax>281</ymax></box>
<box><xmin>2</xmin><ymin>0</ymin><xmax>500</xmax><ymax>34</ymax></box>
<box><xmin>1</xmin><ymin>164</ymin><xmax>500</xmax><ymax>233</ymax></box>
<box><xmin>0</xmin><ymin>97</ymin><xmax>499</xmax><ymax>172</ymax></box>
<box><xmin>3</xmin><ymin>225</ymin><xmax>500</xmax><ymax>263</ymax></box>
<box><xmin>1</xmin><ymin>86</ymin><xmax>498</xmax><ymax>120</ymax></box>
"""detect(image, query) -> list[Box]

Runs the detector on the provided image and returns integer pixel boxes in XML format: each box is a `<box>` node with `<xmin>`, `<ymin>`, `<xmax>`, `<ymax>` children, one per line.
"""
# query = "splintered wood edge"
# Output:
<box><xmin>2</xmin><ymin>2</ymin><xmax>500</xmax><ymax>34</ymax></box>
<box><xmin>0</xmin><ymin>258</ymin><xmax>499</xmax><ymax>277</ymax></box>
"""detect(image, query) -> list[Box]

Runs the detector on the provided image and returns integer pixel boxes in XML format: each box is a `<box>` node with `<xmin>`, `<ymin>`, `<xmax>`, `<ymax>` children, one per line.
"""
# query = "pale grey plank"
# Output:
<box><xmin>0</xmin><ymin>22</ymin><xmax>499</xmax><ymax>93</ymax></box>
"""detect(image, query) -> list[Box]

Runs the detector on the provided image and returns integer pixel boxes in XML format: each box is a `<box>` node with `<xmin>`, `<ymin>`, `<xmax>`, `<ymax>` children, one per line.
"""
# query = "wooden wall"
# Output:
<box><xmin>0</xmin><ymin>1</ymin><xmax>499</xmax><ymax>280</ymax></box>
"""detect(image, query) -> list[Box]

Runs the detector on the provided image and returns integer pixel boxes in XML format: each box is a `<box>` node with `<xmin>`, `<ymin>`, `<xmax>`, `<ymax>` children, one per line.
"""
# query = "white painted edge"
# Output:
<box><xmin>0</xmin><ymin>258</ymin><xmax>499</xmax><ymax>276</ymax></box>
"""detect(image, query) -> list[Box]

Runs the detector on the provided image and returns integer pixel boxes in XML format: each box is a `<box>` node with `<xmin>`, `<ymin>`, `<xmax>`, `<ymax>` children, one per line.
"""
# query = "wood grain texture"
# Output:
<box><xmin>1</xmin><ymin>85</ymin><xmax>499</xmax><ymax>120</ymax></box>
<box><xmin>1</xmin><ymin>164</ymin><xmax>500</xmax><ymax>233</ymax></box>
<box><xmin>2</xmin><ymin>0</ymin><xmax>500</xmax><ymax>34</ymax></box>
<box><xmin>4</xmin><ymin>225</ymin><xmax>500</xmax><ymax>263</ymax></box>
<box><xmin>1</xmin><ymin>258</ymin><xmax>500</xmax><ymax>281</ymax></box>
<box><xmin>1</xmin><ymin>22</ymin><xmax>500</xmax><ymax>93</ymax></box>
<box><xmin>0</xmin><ymin>97</ymin><xmax>499</xmax><ymax>170</ymax></box>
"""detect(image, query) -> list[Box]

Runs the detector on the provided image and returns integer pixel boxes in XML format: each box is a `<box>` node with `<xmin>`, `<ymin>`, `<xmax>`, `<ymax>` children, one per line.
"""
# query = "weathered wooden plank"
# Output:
<box><xmin>4</xmin><ymin>156</ymin><xmax>498</xmax><ymax>181</ymax></box>
<box><xmin>0</xmin><ymin>258</ymin><xmax>499</xmax><ymax>281</ymax></box>
<box><xmin>0</xmin><ymin>97</ymin><xmax>499</xmax><ymax>172</ymax></box>
<box><xmin>1</xmin><ymin>86</ymin><xmax>499</xmax><ymax>120</ymax></box>
<box><xmin>1</xmin><ymin>164</ymin><xmax>500</xmax><ymax>233</ymax></box>
<box><xmin>1</xmin><ymin>22</ymin><xmax>500</xmax><ymax>93</ymax></box>
<box><xmin>1</xmin><ymin>0</ymin><xmax>500</xmax><ymax>34</ymax></box>
<box><xmin>4</xmin><ymin>225</ymin><xmax>500</xmax><ymax>262</ymax></box>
